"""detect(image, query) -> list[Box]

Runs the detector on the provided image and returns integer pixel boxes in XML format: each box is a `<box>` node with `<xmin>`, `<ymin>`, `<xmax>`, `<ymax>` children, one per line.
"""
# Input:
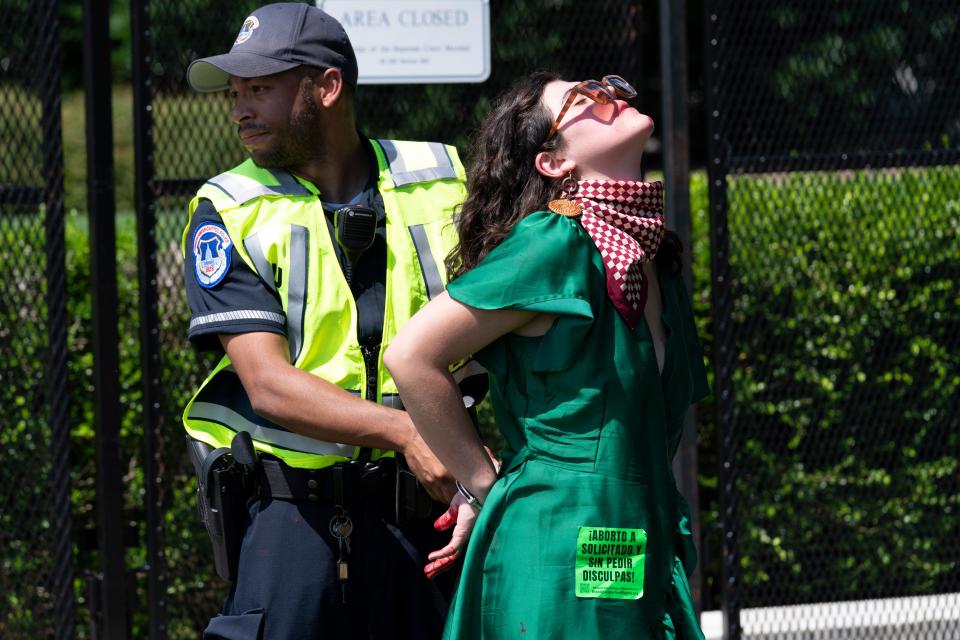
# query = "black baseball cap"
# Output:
<box><xmin>187</xmin><ymin>2</ymin><xmax>358</xmax><ymax>92</ymax></box>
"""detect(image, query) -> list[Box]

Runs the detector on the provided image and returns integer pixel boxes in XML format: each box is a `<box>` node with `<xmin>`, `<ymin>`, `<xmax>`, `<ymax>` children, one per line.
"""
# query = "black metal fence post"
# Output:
<box><xmin>131</xmin><ymin>0</ymin><xmax>168</xmax><ymax>637</ymax></box>
<box><xmin>660</xmin><ymin>0</ymin><xmax>702</xmax><ymax>612</ymax></box>
<box><xmin>83</xmin><ymin>0</ymin><xmax>129</xmax><ymax>636</ymax></box>
<box><xmin>39</xmin><ymin>0</ymin><xmax>75</xmax><ymax>636</ymax></box>
<box><xmin>703</xmin><ymin>2</ymin><xmax>741</xmax><ymax>639</ymax></box>
<box><xmin>659</xmin><ymin>0</ymin><xmax>693</xmax><ymax>289</ymax></box>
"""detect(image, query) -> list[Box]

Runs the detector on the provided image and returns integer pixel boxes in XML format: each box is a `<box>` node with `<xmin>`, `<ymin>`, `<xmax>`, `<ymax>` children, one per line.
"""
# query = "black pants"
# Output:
<box><xmin>203</xmin><ymin>496</ymin><xmax>457</xmax><ymax>639</ymax></box>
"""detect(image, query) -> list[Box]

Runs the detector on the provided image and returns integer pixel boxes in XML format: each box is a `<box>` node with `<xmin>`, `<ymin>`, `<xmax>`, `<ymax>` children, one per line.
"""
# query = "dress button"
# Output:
<box><xmin>307</xmin><ymin>479</ymin><xmax>318</xmax><ymax>489</ymax></box>
<box><xmin>308</xmin><ymin>493</ymin><xmax>318</xmax><ymax>502</ymax></box>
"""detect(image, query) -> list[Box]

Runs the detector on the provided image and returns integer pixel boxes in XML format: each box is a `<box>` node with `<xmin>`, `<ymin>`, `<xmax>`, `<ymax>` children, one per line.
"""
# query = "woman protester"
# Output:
<box><xmin>384</xmin><ymin>71</ymin><xmax>709</xmax><ymax>639</ymax></box>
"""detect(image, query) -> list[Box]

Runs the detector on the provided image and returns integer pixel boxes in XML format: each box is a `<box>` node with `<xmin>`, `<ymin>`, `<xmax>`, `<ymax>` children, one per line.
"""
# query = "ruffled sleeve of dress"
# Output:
<box><xmin>446</xmin><ymin>210</ymin><xmax>600</xmax><ymax>374</ymax></box>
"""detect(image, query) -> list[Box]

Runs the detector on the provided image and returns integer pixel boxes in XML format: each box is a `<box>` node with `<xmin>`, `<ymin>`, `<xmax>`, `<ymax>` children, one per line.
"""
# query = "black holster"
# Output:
<box><xmin>186</xmin><ymin>433</ymin><xmax>257</xmax><ymax>582</ymax></box>
<box><xmin>394</xmin><ymin>463</ymin><xmax>435</xmax><ymax>525</ymax></box>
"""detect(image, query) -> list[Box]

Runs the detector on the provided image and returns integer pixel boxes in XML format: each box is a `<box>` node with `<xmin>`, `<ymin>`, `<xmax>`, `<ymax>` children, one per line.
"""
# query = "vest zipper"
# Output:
<box><xmin>360</xmin><ymin>340</ymin><xmax>379</xmax><ymax>402</ymax></box>
<box><xmin>358</xmin><ymin>340</ymin><xmax>380</xmax><ymax>461</ymax></box>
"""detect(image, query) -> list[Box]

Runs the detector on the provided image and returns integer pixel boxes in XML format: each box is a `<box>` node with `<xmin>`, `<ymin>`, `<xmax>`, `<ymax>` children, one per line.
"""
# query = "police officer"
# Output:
<box><xmin>181</xmin><ymin>3</ymin><xmax>480</xmax><ymax>638</ymax></box>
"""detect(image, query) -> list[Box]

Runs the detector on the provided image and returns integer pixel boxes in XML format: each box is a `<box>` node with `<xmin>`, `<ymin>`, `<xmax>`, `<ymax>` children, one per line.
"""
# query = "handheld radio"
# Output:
<box><xmin>333</xmin><ymin>205</ymin><xmax>378</xmax><ymax>284</ymax></box>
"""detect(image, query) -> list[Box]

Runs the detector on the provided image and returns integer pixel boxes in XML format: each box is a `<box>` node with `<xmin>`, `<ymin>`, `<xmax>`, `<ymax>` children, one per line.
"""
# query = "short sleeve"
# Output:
<box><xmin>447</xmin><ymin>210</ymin><xmax>596</xmax><ymax>318</ymax></box>
<box><xmin>447</xmin><ymin>211</ymin><xmax>600</xmax><ymax>373</ymax></box>
<box><xmin>184</xmin><ymin>200</ymin><xmax>286</xmax><ymax>351</ymax></box>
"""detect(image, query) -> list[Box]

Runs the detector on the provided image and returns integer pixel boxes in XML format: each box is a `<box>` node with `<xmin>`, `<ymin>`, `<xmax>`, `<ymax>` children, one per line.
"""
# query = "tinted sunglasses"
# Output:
<box><xmin>545</xmin><ymin>75</ymin><xmax>637</xmax><ymax>141</ymax></box>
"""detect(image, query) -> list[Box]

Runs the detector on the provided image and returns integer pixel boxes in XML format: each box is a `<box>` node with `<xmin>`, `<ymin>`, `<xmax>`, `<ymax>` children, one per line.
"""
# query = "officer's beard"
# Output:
<box><xmin>248</xmin><ymin>86</ymin><xmax>323</xmax><ymax>171</ymax></box>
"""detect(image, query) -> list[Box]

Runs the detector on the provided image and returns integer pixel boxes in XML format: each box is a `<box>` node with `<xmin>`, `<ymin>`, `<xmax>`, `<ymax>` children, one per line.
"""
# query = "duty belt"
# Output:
<box><xmin>258</xmin><ymin>456</ymin><xmax>396</xmax><ymax>507</ymax></box>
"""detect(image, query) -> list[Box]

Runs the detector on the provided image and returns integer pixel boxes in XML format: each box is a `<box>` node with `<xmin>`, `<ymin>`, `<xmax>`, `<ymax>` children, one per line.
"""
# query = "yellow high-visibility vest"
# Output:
<box><xmin>182</xmin><ymin>139</ymin><xmax>465</xmax><ymax>468</ymax></box>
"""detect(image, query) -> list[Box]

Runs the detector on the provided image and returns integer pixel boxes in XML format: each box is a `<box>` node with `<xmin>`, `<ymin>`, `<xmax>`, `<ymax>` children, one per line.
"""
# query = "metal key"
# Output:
<box><xmin>330</xmin><ymin>511</ymin><xmax>354</xmax><ymax>603</ymax></box>
<box><xmin>330</xmin><ymin>512</ymin><xmax>354</xmax><ymax>554</ymax></box>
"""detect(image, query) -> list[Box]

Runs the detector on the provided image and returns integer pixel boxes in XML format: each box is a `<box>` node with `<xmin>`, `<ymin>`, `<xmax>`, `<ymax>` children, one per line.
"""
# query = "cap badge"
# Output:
<box><xmin>235</xmin><ymin>16</ymin><xmax>260</xmax><ymax>45</ymax></box>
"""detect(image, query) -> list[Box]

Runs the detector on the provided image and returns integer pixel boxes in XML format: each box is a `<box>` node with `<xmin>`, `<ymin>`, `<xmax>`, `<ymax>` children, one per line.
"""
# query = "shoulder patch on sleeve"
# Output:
<box><xmin>192</xmin><ymin>222</ymin><xmax>233</xmax><ymax>288</ymax></box>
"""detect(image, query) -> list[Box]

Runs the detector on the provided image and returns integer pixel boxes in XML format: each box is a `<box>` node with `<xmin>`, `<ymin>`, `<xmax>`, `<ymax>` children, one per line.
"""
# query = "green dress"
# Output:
<box><xmin>444</xmin><ymin>211</ymin><xmax>710</xmax><ymax>639</ymax></box>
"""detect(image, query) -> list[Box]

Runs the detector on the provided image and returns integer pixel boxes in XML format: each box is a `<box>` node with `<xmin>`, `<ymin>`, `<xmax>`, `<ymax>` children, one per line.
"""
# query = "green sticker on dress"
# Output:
<box><xmin>575</xmin><ymin>526</ymin><xmax>646</xmax><ymax>600</ymax></box>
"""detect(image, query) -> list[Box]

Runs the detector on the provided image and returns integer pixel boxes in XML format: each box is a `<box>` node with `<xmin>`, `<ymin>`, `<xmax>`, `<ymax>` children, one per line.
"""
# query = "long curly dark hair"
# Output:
<box><xmin>446</xmin><ymin>71</ymin><xmax>682</xmax><ymax>280</ymax></box>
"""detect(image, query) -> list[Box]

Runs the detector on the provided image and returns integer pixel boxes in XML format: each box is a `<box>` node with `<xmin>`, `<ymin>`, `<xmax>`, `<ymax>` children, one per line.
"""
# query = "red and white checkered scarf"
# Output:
<box><xmin>574</xmin><ymin>179</ymin><xmax>665</xmax><ymax>330</ymax></box>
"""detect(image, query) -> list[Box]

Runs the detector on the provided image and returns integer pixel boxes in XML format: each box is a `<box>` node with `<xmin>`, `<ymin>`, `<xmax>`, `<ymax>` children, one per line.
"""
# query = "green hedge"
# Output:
<box><xmin>713</xmin><ymin>167</ymin><xmax>960</xmax><ymax>605</ymax></box>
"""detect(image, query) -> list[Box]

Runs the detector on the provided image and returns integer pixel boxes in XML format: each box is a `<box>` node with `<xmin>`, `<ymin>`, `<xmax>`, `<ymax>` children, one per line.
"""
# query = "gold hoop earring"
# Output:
<box><xmin>548</xmin><ymin>173</ymin><xmax>582</xmax><ymax>217</ymax></box>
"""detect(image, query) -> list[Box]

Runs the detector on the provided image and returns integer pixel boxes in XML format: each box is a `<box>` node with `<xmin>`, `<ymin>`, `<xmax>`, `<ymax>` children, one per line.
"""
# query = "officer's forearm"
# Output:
<box><xmin>222</xmin><ymin>331</ymin><xmax>414</xmax><ymax>451</ymax></box>
<box><xmin>251</xmin><ymin>367</ymin><xmax>415</xmax><ymax>450</ymax></box>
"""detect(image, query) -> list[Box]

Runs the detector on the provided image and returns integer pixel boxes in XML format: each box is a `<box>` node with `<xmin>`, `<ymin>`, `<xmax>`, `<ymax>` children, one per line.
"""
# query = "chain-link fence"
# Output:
<box><xmin>4</xmin><ymin>0</ymin><xmax>960</xmax><ymax>637</ymax></box>
<box><xmin>0</xmin><ymin>1</ymin><xmax>73</xmax><ymax>638</ymax></box>
<box><xmin>705</xmin><ymin>1</ymin><xmax>960</xmax><ymax>637</ymax></box>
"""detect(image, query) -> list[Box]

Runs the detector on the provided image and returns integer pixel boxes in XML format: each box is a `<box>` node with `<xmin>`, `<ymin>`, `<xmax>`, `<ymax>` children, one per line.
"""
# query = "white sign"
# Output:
<box><xmin>318</xmin><ymin>1</ymin><xmax>490</xmax><ymax>84</ymax></box>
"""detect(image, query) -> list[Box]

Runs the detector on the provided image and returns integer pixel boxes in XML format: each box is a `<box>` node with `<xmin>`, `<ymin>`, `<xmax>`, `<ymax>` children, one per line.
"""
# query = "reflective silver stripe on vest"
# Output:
<box><xmin>188</xmin><ymin>401</ymin><xmax>355</xmax><ymax>458</ymax></box>
<box><xmin>243</xmin><ymin>233</ymin><xmax>277</xmax><ymax>294</ymax></box>
<box><xmin>189</xmin><ymin>309</ymin><xmax>286</xmax><ymax>331</ymax></box>
<box><xmin>408</xmin><ymin>224</ymin><xmax>445</xmax><ymax>300</ymax></box>
<box><xmin>378</xmin><ymin>139</ymin><xmax>404</xmax><ymax>173</ymax></box>
<box><xmin>339</xmin><ymin>390</ymin><xmax>399</xmax><ymax>408</ymax></box>
<box><xmin>207</xmin><ymin>169</ymin><xmax>311</xmax><ymax>205</ymax></box>
<box><xmin>269</xmin><ymin>169</ymin><xmax>311</xmax><ymax>195</ymax></box>
<box><xmin>286</xmin><ymin>225</ymin><xmax>309</xmax><ymax>364</ymax></box>
<box><xmin>381</xmin><ymin>394</ymin><xmax>403</xmax><ymax>410</ymax></box>
<box><xmin>378</xmin><ymin>140</ymin><xmax>458</xmax><ymax>187</ymax></box>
